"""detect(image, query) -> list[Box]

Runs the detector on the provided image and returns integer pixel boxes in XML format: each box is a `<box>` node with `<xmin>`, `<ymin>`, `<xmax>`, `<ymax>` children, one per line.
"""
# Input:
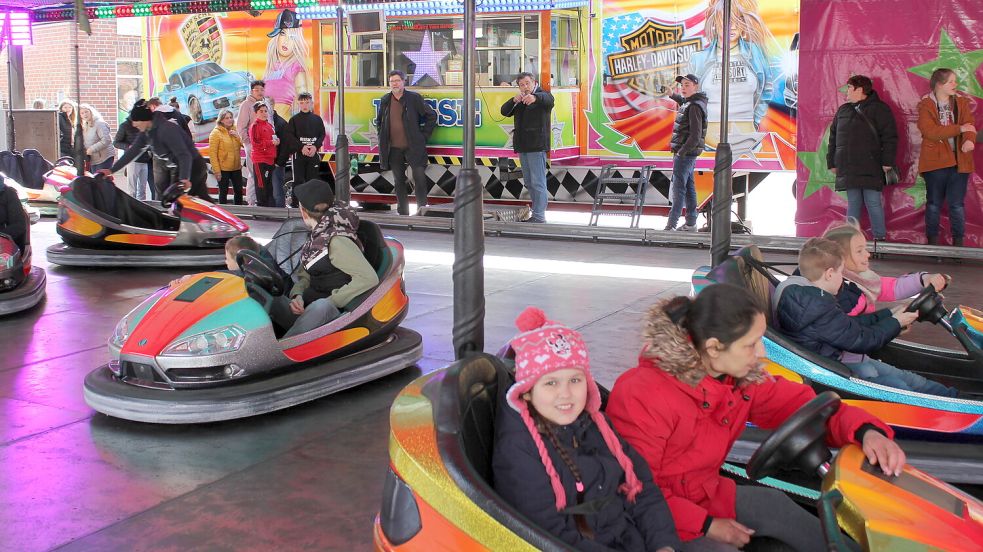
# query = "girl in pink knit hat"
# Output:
<box><xmin>492</xmin><ymin>307</ymin><xmax>680</xmax><ymax>551</ymax></box>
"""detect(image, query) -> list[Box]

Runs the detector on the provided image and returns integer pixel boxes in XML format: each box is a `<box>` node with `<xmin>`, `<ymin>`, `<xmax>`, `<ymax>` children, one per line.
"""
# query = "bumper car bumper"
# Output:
<box><xmin>84</xmin><ymin>326</ymin><xmax>423</xmax><ymax>423</ymax></box>
<box><xmin>46</xmin><ymin>243</ymin><xmax>227</xmax><ymax>267</ymax></box>
<box><xmin>0</xmin><ymin>266</ymin><xmax>45</xmax><ymax>316</ymax></box>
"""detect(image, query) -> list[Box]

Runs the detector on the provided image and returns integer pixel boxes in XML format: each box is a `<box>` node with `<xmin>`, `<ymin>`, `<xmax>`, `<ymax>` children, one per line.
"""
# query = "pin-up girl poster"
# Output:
<box><xmin>264</xmin><ymin>9</ymin><xmax>312</xmax><ymax>119</ymax></box>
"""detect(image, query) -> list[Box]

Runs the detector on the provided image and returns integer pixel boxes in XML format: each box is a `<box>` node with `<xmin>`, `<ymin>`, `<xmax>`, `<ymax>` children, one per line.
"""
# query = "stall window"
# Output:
<box><xmin>385</xmin><ymin>16</ymin><xmax>538</xmax><ymax>88</ymax></box>
<box><xmin>117</xmin><ymin>59</ymin><xmax>143</xmax><ymax>125</ymax></box>
<box><xmin>320</xmin><ymin>22</ymin><xmax>386</xmax><ymax>86</ymax></box>
<box><xmin>551</xmin><ymin>13</ymin><xmax>580</xmax><ymax>87</ymax></box>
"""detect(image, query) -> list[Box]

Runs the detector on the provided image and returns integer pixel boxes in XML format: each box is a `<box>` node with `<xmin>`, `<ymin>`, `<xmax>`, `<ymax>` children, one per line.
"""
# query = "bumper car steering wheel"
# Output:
<box><xmin>904</xmin><ymin>285</ymin><xmax>949</xmax><ymax>325</ymax></box>
<box><xmin>747</xmin><ymin>391</ymin><xmax>841</xmax><ymax>481</ymax></box>
<box><xmin>160</xmin><ymin>183</ymin><xmax>185</xmax><ymax>209</ymax></box>
<box><xmin>237</xmin><ymin>249</ymin><xmax>286</xmax><ymax>312</ymax></box>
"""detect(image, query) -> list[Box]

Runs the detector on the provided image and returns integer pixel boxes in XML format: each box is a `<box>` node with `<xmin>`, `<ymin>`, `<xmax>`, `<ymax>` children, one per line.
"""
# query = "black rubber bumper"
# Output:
<box><xmin>0</xmin><ymin>267</ymin><xmax>46</xmax><ymax>316</ymax></box>
<box><xmin>47</xmin><ymin>243</ymin><xmax>227</xmax><ymax>267</ymax></box>
<box><xmin>729</xmin><ymin>426</ymin><xmax>983</xmax><ymax>485</ymax></box>
<box><xmin>83</xmin><ymin>327</ymin><xmax>423</xmax><ymax>424</ymax></box>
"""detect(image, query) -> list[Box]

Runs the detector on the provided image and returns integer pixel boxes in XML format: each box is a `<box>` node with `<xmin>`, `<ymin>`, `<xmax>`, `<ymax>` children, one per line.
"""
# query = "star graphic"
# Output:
<box><xmin>901</xmin><ymin>175</ymin><xmax>928</xmax><ymax>210</ymax></box>
<box><xmin>908</xmin><ymin>30</ymin><xmax>983</xmax><ymax>99</ymax></box>
<box><xmin>499</xmin><ymin>123</ymin><xmax>515</xmax><ymax>148</ymax></box>
<box><xmin>360</xmin><ymin>128</ymin><xmax>380</xmax><ymax>149</ymax></box>
<box><xmin>403</xmin><ymin>31</ymin><xmax>451</xmax><ymax>86</ymax></box>
<box><xmin>797</xmin><ymin>125</ymin><xmax>837</xmax><ymax>198</ymax></box>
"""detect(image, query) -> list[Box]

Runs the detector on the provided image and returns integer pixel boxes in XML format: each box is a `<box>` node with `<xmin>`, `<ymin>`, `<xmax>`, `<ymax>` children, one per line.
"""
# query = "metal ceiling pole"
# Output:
<box><xmin>334</xmin><ymin>5</ymin><xmax>351</xmax><ymax>203</ymax></box>
<box><xmin>710</xmin><ymin>0</ymin><xmax>733</xmax><ymax>267</ymax></box>
<box><xmin>452</xmin><ymin>0</ymin><xmax>484</xmax><ymax>359</ymax></box>
<box><xmin>73</xmin><ymin>22</ymin><xmax>85</xmax><ymax>176</ymax></box>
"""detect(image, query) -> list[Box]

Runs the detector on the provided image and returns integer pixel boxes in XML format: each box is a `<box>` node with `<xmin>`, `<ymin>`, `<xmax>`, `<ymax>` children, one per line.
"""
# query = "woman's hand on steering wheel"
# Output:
<box><xmin>861</xmin><ymin>430</ymin><xmax>906</xmax><ymax>477</ymax></box>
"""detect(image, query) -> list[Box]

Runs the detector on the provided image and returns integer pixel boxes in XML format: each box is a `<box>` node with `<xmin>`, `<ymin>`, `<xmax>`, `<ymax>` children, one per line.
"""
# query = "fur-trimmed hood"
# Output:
<box><xmin>640</xmin><ymin>297</ymin><xmax>769</xmax><ymax>388</ymax></box>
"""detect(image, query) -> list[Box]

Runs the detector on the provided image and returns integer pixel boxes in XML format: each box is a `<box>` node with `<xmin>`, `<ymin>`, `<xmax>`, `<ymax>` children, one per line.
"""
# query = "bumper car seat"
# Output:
<box><xmin>20</xmin><ymin>149</ymin><xmax>54</xmax><ymax>190</ymax></box>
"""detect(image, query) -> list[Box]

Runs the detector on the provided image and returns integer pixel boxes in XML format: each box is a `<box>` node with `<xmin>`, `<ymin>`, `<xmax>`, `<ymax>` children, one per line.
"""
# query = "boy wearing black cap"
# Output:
<box><xmin>666</xmin><ymin>74</ymin><xmax>708</xmax><ymax>232</ymax></box>
<box><xmin>270</xmin><ymin>179</ymin><xmax>378</xmax><ymax>337</ymax></box>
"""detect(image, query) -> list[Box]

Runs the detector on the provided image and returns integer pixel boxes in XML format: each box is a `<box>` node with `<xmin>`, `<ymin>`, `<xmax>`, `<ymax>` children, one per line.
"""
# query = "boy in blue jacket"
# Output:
<box><xmin>773</xmin><ymin>238</ymin><xmax>956</xmax><ymax>397</ymax></box>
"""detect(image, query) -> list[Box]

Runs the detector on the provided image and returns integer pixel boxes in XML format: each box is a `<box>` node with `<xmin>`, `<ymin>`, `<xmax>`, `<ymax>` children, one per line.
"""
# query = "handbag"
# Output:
<box><xmin>853</xmin><ymin>105</ymin><xmax>900</xmax><ymax>185</ymax></box>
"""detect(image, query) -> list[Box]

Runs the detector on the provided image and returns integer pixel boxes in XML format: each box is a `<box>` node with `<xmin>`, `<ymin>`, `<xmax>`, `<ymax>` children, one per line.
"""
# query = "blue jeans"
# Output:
<box><xmin>519</xmin><ymin>151</ymin><xmax>548</xmax><ymax>221</ymax></box>
<box><xmin>126</xmin><ymin>162</ymin><xmax>150</xmax><ymax>201</ymax></box>
<box><xmin>922</xmin><ymin>166</ymin><xmax>969</xmax><ymax>239</ymax></box>
<box><xmin>667</xmin><ymin>153</ymin><xmax>698</xmax><ymax>228</ymax></box>
<box><xmin>845</xmin><ymin>357</ymin><xmax>957</xmax><ymax>397</ymax></box>
<box><xmin>272</xmin><ymin>165</ymin><xmax>286</xmax><ymax>208</ymax></box>
<box><xmin>846</xmin><ymin>188</ymin><xmax>886</xmax><ymax>240</ymax></box>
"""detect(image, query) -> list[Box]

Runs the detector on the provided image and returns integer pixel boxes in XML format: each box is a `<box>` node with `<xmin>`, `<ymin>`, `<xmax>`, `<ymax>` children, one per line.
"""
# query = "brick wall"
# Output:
<box><xmin>0</xmin><ymin>20</ymin><xmax>143</xmax><ymax>138</ymax></box>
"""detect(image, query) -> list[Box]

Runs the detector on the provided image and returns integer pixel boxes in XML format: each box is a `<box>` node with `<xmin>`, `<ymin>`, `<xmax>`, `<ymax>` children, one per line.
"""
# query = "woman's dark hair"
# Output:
<box><xmin>250</xmin><ymin>80</ymin><xmax>266</xmax><ymax>90</ymax></box>
<box><xmin>664</xmin><ymin>284</ymin><xmax>765</xmax><ymax>351</ymax></box>
<box><xmin>929</xmin><ymin>68</ymin><xmax>956</xmax><ymax>92</ymax></box>
<box><xmin>846</xmin><ymin>75</ymin><xmax>873</xmax><ymax>95</ymax></box>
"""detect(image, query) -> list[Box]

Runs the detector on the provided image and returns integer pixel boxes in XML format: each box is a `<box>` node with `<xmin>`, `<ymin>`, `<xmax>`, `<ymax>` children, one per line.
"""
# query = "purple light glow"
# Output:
<box><xmin>2</xmin><ymin>11</ymin><xmax>33</xmax><ymax>46</ymax></box>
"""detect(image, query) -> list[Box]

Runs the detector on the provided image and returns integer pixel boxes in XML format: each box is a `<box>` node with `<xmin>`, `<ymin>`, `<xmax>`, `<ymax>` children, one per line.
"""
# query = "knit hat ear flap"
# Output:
<box><xmin>590</xmin><ymin>411</ymin><xmax>643</xmax><ymax>503</ymax></box>
<box><xmin>518</xmin><ymin>402</ymin><xmax>568</xmax><ymax>511</ymax></box>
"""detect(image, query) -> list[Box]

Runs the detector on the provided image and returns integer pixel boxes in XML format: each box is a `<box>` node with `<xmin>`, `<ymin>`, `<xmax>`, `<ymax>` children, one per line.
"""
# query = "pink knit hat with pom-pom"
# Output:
<box><xmin>506</xmin><ymin>306</ymin><xmax>643</xmax><ymax>511</ymax></box>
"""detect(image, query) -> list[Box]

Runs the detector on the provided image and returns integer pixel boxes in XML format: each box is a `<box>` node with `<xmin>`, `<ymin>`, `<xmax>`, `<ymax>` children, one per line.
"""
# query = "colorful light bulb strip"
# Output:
<box><xmin>297</xmin><ymin>0</ymin><xmax>588</xmax><ymax>19</ymax></box>
<box><xmin>32</xmin><ymin>0</ymin><xmax>340</xmax><ymax>22</ymax></box>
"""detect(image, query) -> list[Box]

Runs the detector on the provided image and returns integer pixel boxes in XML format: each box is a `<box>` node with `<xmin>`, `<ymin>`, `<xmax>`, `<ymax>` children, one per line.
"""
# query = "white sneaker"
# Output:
<box><xmin>677</xmin><ymin>223</ymin><xmax>697</xmax><ymax>232</ymax></box>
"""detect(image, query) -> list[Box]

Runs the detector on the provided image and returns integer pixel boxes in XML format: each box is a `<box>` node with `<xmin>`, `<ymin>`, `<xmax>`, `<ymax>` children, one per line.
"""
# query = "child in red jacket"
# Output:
<box><xmin>607</xmin><ymin>284</ymin><xmax>906</xmax><ymax>551</ymax></box>
<box><xmin>249</xmin><ymin>102</ymin><xmax>279</xmax><ymax>207</ymax></box>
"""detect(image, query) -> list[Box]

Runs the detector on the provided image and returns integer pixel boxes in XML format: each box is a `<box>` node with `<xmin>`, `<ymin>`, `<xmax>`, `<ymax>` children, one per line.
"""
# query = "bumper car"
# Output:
<box><xmin>693</xmin><ymin>246</ymin><xmax>983</xmax><ymax>484</ymax></box>
<box><xmin>1</xmin><ymin>153</ymin><xmax>73</xmax><ymax>216</ymax></box>
<box><xmin>0</xmin><ymin>214</ymin><xmax>45</xmax><ymax>317</ymax></box>
<box><xmin>83</xmin><ymin>220</ymin><xmax>422</xmax><ymax>423</ymax></box>
<box><xmin>373</xmin><ymin>355</ymin><xmax>983</xmax><ymax>551</ymax></box>
<box><xmin>48</xmin><ymin>175</ymin><xmax>249</xmax><ymax>267</ymax></box>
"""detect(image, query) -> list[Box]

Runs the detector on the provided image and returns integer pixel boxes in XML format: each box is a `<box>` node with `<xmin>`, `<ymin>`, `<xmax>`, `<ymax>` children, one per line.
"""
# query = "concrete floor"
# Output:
<box><xmin>1</xmin><ymin>218</ymin><xmax>979</xmax><ymax>551</ymax></box>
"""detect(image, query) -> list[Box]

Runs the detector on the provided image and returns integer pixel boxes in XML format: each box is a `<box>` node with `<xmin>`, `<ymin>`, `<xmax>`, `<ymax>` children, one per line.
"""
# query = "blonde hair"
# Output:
<box><xmin>59</xmin><ymin>100</ymin><xmax>77</xmax><ymax>126</ymax></box>
<box><xmin>798</xmin><ymin>238</ymin><xmax>844</xmax><ymax>282</ymax></box>
<box><xmin>78</xmin><ymin>103</ymin><xmax>105</xmax><ymax>129</ymax></box>
<box><xmin>217</xmin><ymin>108</ymin><xmax>236</xmax><ymax>128</ymax></box>
<box><xmin>822</xmin><ymin>218</ymin><xmax>864</xmax><ymax>257</ymax></box>
<box><xmin>704</xmin><ymin>0</ymin><xmax>777</xmax><ymax>52</ymax></box>
<box><xmin>265</xmin><ymin>28</ymin><xmax>311</xmax><ymax>101</ymax></box>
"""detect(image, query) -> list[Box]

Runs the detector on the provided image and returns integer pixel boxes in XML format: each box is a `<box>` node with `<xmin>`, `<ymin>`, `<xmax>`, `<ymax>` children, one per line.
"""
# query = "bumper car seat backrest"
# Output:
<box><xmin>72</xmin><ymin>176</ymin><xmax>123</xmax><ymax>223</ymax></box>
<box><xmin>0</xmin><ymin>150</ymin><xmax>24</xmax><ymax>186</ymax></box>
<box><xmin>356</xmin><ymin>220</ymin><xmax>386</xmax><ymax>273</ymax></box>
<box><xmin>266</xmin><ymin>217</ymin><xmax>309</xmax><ymax>281</ymax></box>
<box><xmin>20</xmin><ymin>150</ymin><xmax>53</xmax><ymax>190</ymax></box>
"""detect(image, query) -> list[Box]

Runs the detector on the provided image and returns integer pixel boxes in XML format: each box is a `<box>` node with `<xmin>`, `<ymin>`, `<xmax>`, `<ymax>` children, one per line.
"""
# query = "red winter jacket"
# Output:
<box><xmin>249</xmin><ymin>119</ymin><xmax>277</xmax><ymax>165</ymax></box>
<box><xmin>606</xmin><ymin>306</ymin><xmax>893</xmax><ymax>542</ymax></box>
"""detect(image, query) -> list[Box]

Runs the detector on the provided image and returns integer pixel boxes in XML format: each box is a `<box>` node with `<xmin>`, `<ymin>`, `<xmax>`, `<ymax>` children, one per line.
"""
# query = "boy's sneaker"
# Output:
<box><xmin>663</xmin><ymin>224</ymin><xmax>676</xmax><ymax>231</ymax></box>
<box><xmin>677</xmin><ymin>223</ymin><xmax>697</xmax><ymax>232</ymax></box>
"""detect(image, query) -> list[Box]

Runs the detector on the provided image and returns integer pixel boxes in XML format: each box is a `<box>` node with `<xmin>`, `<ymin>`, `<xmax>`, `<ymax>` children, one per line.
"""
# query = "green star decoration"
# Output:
<box><xmin>908</xmin><ymin>30</ymin><xmax>983</xmax><ymax>100</ymax></box>
<box><xmin>797</xmin><ymin>125</ymin><xmax>837</xmax><ymax>198</ymax></box>
<box><xmin>902</xmin><ymin>175</ymin><xmax>927</xmax><ymax>210</ymax></box>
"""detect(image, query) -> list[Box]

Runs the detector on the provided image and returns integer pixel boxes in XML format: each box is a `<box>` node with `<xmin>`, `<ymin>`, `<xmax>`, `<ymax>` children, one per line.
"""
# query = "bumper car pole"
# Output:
<box><xmin>334</xmin><ymin>6</ymin><xmax>351</xmax><ymax>204</ymax></box>
<box><xmin>453</xmin><ymin>0</ymin><xmax>485</xmax><ymax>359</ymax></box>
<box><xmin>73</xmin><ymin>23</ymin><xmax>86</xmax><ymax>176</ymax></box>
<box><xmin>710</xmin><ymin>0</ymin><xmax>733</xmax><ymax>268</ymax></box>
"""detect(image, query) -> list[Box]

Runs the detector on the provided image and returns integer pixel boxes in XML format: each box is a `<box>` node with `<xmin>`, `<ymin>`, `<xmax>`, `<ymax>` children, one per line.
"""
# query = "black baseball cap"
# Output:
<box><xmin>293</xmin><ymin>179</ymin><xmax>335</xmax><ymax>211</ymax></box>
<box><xmin>675</xmin><ymin>74</ymin><xmax>699</xmax><ymax>85</ymax></box>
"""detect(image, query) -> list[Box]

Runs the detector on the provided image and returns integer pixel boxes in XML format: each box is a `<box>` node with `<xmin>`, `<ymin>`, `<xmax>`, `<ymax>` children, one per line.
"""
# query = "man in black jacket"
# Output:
<box><xmin>114</xmin><ymin>117</ymin><xmax>155</xmax><ymax>200</ymax></box>
<box><xmin>284</xmin><ymin>92</ymin><xmax>324</xmax><ymax>192</ymax></box>
<box><xmin>374</xmin><ymin>70</ymin><xmax>437</xmax><ymax>216</ymax></box>
<box><xmin>827</xmin><ymin>75</ymin><xmax>897</xmax><ymax>241</ymax></box>
<box><xmin>501</xmin><ymin>72</ymin><xmax>554</xmax><ymax>223</ymax></box>
<box><xmin>107</xmin><ymin>99</ymin><xmax>212</xmax><ymax>202</ymax></box>
<box><xmin>666</xmin><ymin>74</ymin><xmax>708</xmax><ymax>231</ymax></box>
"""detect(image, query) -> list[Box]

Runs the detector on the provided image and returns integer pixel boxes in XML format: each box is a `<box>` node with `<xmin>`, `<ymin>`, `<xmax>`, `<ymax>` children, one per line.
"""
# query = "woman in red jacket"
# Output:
<box><xmin>249</xmin><ymin>102</ymin><xmax>279</xmax><ymax>207</ymax></box>
<box><xmin>607</xmin><ymin>284</ymin><xmax>905</xmax><ymax>551</ymax></box>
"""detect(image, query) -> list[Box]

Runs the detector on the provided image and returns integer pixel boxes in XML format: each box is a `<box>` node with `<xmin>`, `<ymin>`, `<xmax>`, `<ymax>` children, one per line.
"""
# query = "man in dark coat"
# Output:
<box><xmin>827</xmin><ymin>74</ymin><xmax>898</xmax><ymax>241</ymax></box>
<box><xmin>666</xmin><ymin>73</ymin><xmax>708</xmax><ymax>231</ymax></box>
<box><xmin>374</xmin><ymin>70</ymin><xmax>437</xmax><ymax>215</ymax></box>
<box><xmin>501</xmin><ymin>72</ymin><xmax>554</xmax><ymax>223</ymax></box>
<box><xmin>107</xmin><ymin>99</ymin><xmax>212</xmax><ymax>202</ymax></box>
<box><xmin>114</xmin><ymin>117</ymin><xmax>155</xmax><ymax>200</ymax></box>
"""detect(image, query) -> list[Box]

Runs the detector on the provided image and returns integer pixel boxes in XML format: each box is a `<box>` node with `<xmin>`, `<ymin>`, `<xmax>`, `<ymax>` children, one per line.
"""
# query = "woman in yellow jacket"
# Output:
<box><xmin>916</xmin><ymin>68</ymin><xmax>976</xmax><ymax>247</ymax></box>
<box><xmin>209</xmin><ymin>108</ymin><xmax>245</xmax><ymax>205</ymax></box>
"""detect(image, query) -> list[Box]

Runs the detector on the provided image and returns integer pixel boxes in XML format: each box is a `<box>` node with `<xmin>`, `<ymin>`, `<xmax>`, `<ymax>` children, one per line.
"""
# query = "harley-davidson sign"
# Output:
<box><xmin>606</xmin><ymin>20</ymin><xmax>701</xmax><ymax>95</ymax></box>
